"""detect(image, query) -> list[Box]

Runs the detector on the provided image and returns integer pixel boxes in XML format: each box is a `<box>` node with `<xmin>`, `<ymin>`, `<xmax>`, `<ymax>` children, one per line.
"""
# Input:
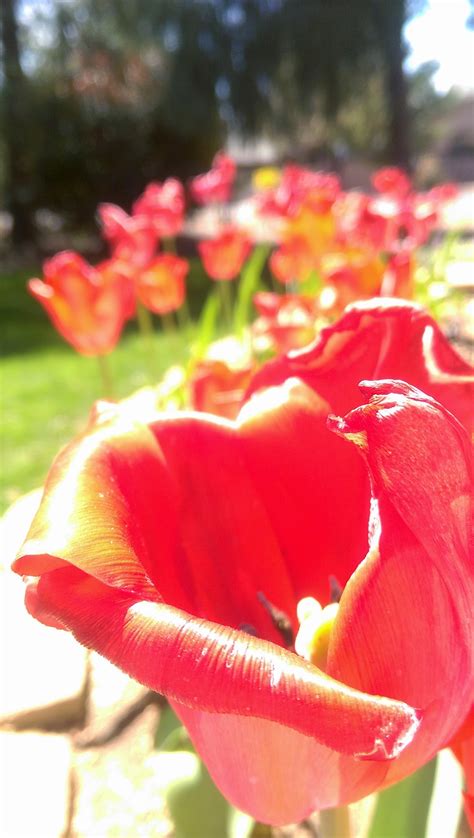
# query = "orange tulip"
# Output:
<box><xmin>28</xmin><ymin>251</ymin><xmax>134</xmax><ymax>356</ymax></box>
<box><xmin>136</xmin><ymin>254</ymin><xmax>189</xmax><ymax>314</ymax></box>
<box><xmin>198</xmin><ymin>227</ymin><xmax>251</xmax><ymax>281</ymax></box>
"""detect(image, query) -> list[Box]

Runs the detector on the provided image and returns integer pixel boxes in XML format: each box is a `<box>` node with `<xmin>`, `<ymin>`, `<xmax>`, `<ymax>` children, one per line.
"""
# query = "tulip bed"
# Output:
<box><xmin>4</xmin><ymin>156</ymin><xmax>473</xmax><ymax>837</ymax></box>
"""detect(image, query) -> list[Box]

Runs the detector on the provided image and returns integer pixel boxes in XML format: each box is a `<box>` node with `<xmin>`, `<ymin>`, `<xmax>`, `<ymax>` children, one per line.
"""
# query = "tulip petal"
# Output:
<box><xmin>248</xmin><ymin>299</ymin><xmax>474</xmax><ymax>432</ymax></box>
<box><xmin>173</xmin><ymin>704</ymin><xmax>389</xmax><ymax>824</ymax></box>
<box><xmin>150</xmin><ymin>411</ymin><xmax>297</xmax><ymax>637</ymax></box>
<box><xmin>327</xmin><ymin>381</ymin><xmax>473</xmax><ymax>786</ymax></box>
<box><xmin>26</xmin><ymin>566</ymin><xmax>420</xmax><ymax>773</ymax></box>
<box><xmin>450</xmin><ymin>709</ymin><xmax>474</xmax><ymax>832</ymax></box>
<box><xmin>13</xmin><ymin>416</ymin><xmax>184</xmax><ymax>606</ymax></box>
<box><xmin>236</xmin><ymin>378</ymin><xmax>370</xmax><ymax>601</ymax></box>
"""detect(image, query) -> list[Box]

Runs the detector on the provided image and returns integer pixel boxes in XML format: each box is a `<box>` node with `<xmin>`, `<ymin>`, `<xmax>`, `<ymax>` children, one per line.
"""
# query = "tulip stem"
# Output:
<box><xmin>161</xmin><ymin>312</ymin><xmax>176</xmax><ymax>335</ymax></box>
<box><xmin>137</xmin><ymin>301</ymin><xmax>155</xmax><ymax>340</ymax></box>
<box><xmin>136</xmin><ymin>303</ymin><xmax>156</xmax><ymax>381</ymax></box>
<box><xmin>219</xmin><ymin>280</ymin><xmax>233</xmax><ymax>333</ymax></box>
<box><xmin>176</xmin><ymin>299</ymin><xmax>192</xmax><ymax>337</ymax></box>
<box><xmin>96</xmin><ymin>354</ymin><xmax>114</xmax><ymax>399</ymax></box>
<box><xmin>319</xmin><ymin>805</ymin><xmax>352</xmax><ymax>838</ymax></box>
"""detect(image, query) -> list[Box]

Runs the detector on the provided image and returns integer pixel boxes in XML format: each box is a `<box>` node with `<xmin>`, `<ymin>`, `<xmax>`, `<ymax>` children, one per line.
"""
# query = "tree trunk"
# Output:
<box><xmin>371</xmin><ymin>0</ymin><xmax>411</xmax><ymax>171</ymax></box>
<box><xmin>1</xmin><ymin>0</ymin><xmax>35</xmax><ymax>245</ymax></box>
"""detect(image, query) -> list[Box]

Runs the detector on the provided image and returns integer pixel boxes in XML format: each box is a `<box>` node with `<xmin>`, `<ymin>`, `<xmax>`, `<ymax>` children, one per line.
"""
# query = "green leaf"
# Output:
<box><xmin>298</xmin><ymin>268</ymin><xmax>322</xmax><ymax>296</ymax></box>
<box><xmin>368</xmin><ymin>757</ymin><xmax>437</xmax><ymax>838</ymax></box>
<box><xmin>234</xmin><ymin>244</ymin><xmax>270</xmax><ymax>338</ymax></box>
<box><xmin>193</xmin><ymin>290</ymin><xmax>220</xmax><ymax>360</ymax></box>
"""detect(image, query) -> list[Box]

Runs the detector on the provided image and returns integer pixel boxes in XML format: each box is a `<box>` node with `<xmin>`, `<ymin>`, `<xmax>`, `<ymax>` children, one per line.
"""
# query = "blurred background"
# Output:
<box><xmin>1</xmin><ymin>0</ymin><xmax>473</xmax><ymax>254</ymax></box>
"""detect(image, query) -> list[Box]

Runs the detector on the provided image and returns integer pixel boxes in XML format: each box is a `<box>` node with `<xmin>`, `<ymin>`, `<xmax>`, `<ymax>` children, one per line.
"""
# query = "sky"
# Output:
<box><xmin>404</xmin><ymin>0</ymin><xmax>474</xmax><ymax>93</ymax></box>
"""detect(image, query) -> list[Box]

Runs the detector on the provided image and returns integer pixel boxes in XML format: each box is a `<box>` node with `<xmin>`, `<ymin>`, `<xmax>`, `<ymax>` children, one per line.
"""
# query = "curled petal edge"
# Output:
<box><xmin>26</xmin><ymin>568</ymin><xmax>421</xmax><ymax>763</ymax></box>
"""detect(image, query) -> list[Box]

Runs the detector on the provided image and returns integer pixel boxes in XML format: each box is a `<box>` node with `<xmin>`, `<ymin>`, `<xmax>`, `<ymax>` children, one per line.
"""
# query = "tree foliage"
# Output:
<box><xmin>0</xmin><ymin>0</ymin><xmax>462</xmax><ymax>240</ymax></box>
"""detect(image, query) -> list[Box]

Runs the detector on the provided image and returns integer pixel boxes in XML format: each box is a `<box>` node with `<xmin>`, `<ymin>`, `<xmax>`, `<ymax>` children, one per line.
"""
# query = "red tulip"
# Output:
<box><xmin>252</xmin><ymin>291</ymin><xmax>317</xmax><ymax>354</ymax></box>
<box><xmin>28</xmin><ymin>251</ymin><xmax>134</xmax><ymax>356</ymax></box>
<box><xmin>135</xmin><ymin>254</ymin><xmax>189</xmax><ymax>314</ymax></box>
<box><xmin>259</xmin><ymin>166</ymin><xmax>340</xmax><ymax>219</ymax></box>
<box><xmin>372</xmin><ymin>166</ymin><xmax>412</xmax><ymax>198</ymax></box>
<box><xmin>248</xmin><ymin>298</ymin><xmax>474</xmax><ymax>434</ymax></box>
<box><xmin>189</xmin><ymin>358</ymin><xmax>254</xmax><ymax>419</ymax></box>
<box><xmin>13</xmin><ymin>298</ymin><xmax>473</xmax><ymax>824</ymax></box>
<box><xmin>198</xmin><ymin>226</ymin><xmax>251</xmax><ymax>281</ymax></box>
<box><xmin>336</xmin><ymin>176</ymin><xmax>453</xmax><ymax>254</ymax></box>
<box><xmin>190</xmin><ymin>151</ymin><xmax>236</xmax><ymax>205</ymax></box>
<box><xmin>98</xmin><ymin>203</ymin><xmax>158</xmax><ymax>268</ymax></box>
<box><xmin>132</xmin><ymin>178</ymin><xmax>185</xmax><ymax>238</ymax></box>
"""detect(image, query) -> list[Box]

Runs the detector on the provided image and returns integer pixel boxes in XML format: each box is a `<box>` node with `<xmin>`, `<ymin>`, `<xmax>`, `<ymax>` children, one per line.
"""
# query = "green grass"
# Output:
<box><xmin>1</xmin><ymin>268</ymin><xmax>193</xmax><ymax>513</ymax></box>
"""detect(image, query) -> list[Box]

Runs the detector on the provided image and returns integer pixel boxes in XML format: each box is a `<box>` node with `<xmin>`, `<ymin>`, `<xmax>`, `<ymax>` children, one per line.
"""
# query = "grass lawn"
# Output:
<box><xmin>1</xmin><ymin>268</ymin><xmax>193</xmax><ymax>513</ymax></box>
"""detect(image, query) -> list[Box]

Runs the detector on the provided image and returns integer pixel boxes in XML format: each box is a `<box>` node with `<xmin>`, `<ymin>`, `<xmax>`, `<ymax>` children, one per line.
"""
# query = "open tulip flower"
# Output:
<box><xmin>28</xmin><ymin>251</ymin><xmax>135</xmax><ymax>356</ymax></box>
<box><xmin>13</xmin><ymin>297</ymin><xmax>473</xmax><ymax>826</ymax></box>
<box><xmin>135</xmin><ymin>253</ymin><xmax>189</xmax><ymax>315</ymax></box>
<box><xmin>198</xmin><ymin>226</ymin><xmax>252</xmax><ymax>281</ymax></box>
<box><xmin>252</xmin><ymin>291</ymin><xmax>318</xmax><ymax>355</ymax></box>
<box><xmin>259</xmin><ymin>165</ymin><xmax>341</xmax><ymax>219</ymax></box>
<box><xmin>189</xmin><ymin>358</ymin><xmax>255</xmax><ymax>420</ymax></box>
<box><xmin>132</xmin><ymin>178</ymin><xmax>185</xmax><ymax>238</ymax></box>
<box><xmin>190</xmin><ymin>151</ymin><xmax>237</xmax><ymax>205</ymax></box>
<box><xmin>98</xmin><ymin>202</ymin><xmax>158</xmax><ymax>268</ymax></box>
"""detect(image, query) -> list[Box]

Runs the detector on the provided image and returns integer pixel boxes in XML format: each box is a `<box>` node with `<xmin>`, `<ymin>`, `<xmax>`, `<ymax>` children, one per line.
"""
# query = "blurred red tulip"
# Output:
<box><xmin>252</xmin><ymin>291</ymin><xmax>317</xmax><ymax>354</ymax></box>
<box><xmin>98</xmin><ymin>203</ymin><xmax>158</xmax><ymax>268</ymax></box>
<box><xmin>335</xmin><ymin>175</ymin><xmax>454</xmax><ymax>254</ymax></box>
<box><xmin>198</xmin><ymin>226</ymin><xmax>251</xmax><ymax>281</ymax></box>
<box><xmin>189</xmin><ymin>358</ymin><xmax>254</xmax><ymax>419</ymax></box>
<box><xmin>372</xmin><ymin>166</ymin><xmax>412</xmax><ymax>198</ymax></box>
<box><xmin>259</xmin><ymin>166</ymin><xmax>340</xmax><ymax>219</ymax></box>
<box><xmin>28</xmin><ymin>251</ymin><xmax>134</xmax><ymax>356</ymax></box>
<box><xmin>132</xmin><ymin>178</ymin><xmax>185</xmax><ymax>238</ymax></box>
<box><xmin>136</xmin><ymin>254</ymin><xmax>189</xmax><ymax>314</ymax></box>
<box><xmin>190</xmin><ymin>151</ymin><xmax>237</xmax><ymax>205</ymax></box>
<box><xmin>269</xmin><ymin>237</ymin><xmax>316</xmax><ymax>284</ymax></box>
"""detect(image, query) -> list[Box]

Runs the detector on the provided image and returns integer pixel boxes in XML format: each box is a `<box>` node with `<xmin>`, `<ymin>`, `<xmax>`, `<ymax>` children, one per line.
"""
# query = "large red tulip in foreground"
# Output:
<box><xmin>13</xmin><ymin>301</ymin><xmax>473</xmax><ymax>825</ymax></box>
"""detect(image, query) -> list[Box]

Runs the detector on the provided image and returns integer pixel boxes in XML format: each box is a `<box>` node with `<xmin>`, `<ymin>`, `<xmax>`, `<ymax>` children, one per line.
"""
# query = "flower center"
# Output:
<box><xmin>295</xmin><ymin>596</ymin><xmax>339</xmax><ymax>670</ymax></box>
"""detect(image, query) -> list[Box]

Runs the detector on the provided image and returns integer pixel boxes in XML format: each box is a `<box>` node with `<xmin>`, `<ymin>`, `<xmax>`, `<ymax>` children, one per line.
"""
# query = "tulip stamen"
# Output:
<box><xmin>257</xmin><ymin>591</ymin><xmax>294</xmax><ymax>648</ymax></box>
<box><xmin>329</xmin><ymin>574</ymin><xmax>343</xmax><ymax>603</ymax></box>
<box><xmin>239</xmin><ymin>622</ymin><xmax>258</xmax><ymax>637</ymax></box>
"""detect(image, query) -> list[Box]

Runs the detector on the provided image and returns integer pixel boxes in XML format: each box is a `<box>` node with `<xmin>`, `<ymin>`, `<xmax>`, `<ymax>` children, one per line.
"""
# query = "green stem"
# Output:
<box><xmin>319</xmin><ymin>805</ymin><xmax>352</xmax><ymax>838</ymax></box>
<box><xmin>137</xmin><ymin>301</ymin><xmax>154</xmax><ymax>339</ymax></box>
<box><xmin>96</xmin><ymin>354</ymin><xmax>114</xmax><ymax>399</ymax></box>
<box><xmin>161</xmin><ymin>311</ymin><xmax>176</xmax><ymax>335</ymax></box>
<box><xmin>176</xmin><ymin>298</ymin><xmax>192</xmax><ymax>336</ymax></box>
<box><xmin>163</xmin><ymin>236</ymin><xmax>176</xmax><ymax>253</ymax></box>
<box><xmin>218</xmin><ymin>280</ymin><xmax>233</xmax><ymax>333</ymax></box>
<box><xmin>136</xmin><ymin>303</ymin><xmax>156</xmax><ymax>381</ymax></box>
